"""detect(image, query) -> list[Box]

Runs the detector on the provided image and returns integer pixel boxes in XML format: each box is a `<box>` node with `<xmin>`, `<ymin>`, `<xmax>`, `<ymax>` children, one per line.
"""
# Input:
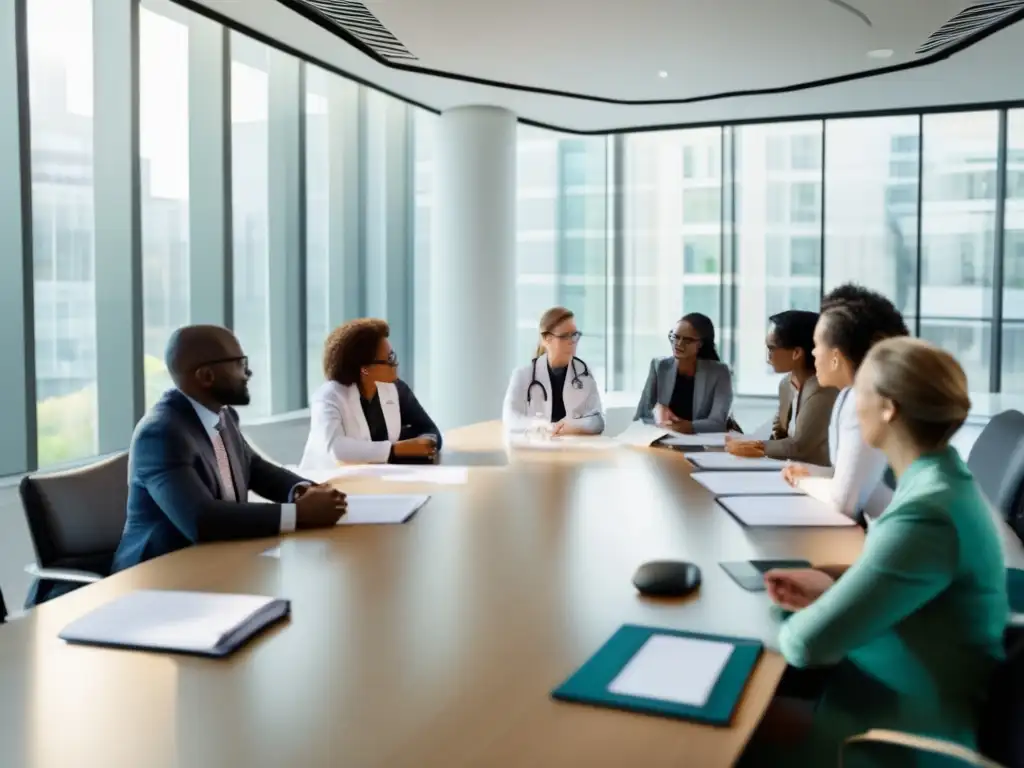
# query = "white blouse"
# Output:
<box><xmin>796</xmin><ymin>386</ymin><xmax>893</xmax><ymax>522</ymax></box>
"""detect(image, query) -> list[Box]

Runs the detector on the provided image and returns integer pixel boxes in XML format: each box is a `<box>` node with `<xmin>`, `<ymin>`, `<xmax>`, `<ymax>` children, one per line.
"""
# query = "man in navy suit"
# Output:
<box><xmin>112</xmin><ymin>325</ymin><xmax>347</xmax><ymax>571</ymax></box>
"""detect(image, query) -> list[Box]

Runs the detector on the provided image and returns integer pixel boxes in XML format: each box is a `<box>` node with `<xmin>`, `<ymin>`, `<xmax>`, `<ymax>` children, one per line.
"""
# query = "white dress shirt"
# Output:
<box><xmin>185</xmin><ymin>396</ymin><xmax>298</xmax><ymax>532</ymax></box>
<box><xmin>796</xmin><ymin>386</ymin><xmax>893</xmax><ymax>522</ymax></box>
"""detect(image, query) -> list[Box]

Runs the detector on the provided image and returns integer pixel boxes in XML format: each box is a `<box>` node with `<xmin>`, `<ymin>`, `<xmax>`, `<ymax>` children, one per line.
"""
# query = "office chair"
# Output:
<box><xmin>967</xmin><ymin>410</ymin><xmax>1024</xmax><ymax>543</ymax></box>
<box><xmin>0</xmin><ymin>584</ymin><xmax>7</xmax><ymax>624</ymax></box>
<box><xmin>19</xmin><ymin>451</ymin><xmax>129</xmax><ymax>607</ymax></box>
<box><xmin>841</xmin><ymin>629</ymin><xmax>1024</xmax><ymax>767</ymax></box>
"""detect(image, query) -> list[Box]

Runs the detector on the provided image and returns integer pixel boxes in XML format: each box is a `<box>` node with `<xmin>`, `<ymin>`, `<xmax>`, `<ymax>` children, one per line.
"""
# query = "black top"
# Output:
<box><xmin>359</xmin><ymin>392</ymin><xmax>390</xmax><ymax>443</ymax></box>
<box><xmin>668</xmin><ymin>372</ymin><xmax>695</xmax><ymax>422</ymax></box>
<box><xmin>549</xmin><ymin>364</ymin><xmax>568</xmax><ymax>423</ymax></box>
<box><xmin>358</xmin><ymin>378</ymin><xmax>443</xmax><ymax>464</ymax></box>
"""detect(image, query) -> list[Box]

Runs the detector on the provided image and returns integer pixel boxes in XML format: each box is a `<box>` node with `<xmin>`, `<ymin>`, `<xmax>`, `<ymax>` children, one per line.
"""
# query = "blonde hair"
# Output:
<box><xmin>863</xmin><ymin>337</ymin><xmax>971</xmax><ymax>449</ymax></box>
<box><xmin>535</xmin><ymin>307</ymin><xmax>574</xmax><ymax>358</ymax></box>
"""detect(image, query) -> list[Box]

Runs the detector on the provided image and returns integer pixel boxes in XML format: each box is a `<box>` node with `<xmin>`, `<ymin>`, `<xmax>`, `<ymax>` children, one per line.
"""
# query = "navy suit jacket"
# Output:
<box><xmin>111</xmin><ymin>389</ymin><xmax>308</xmax><ymax>572</ymax></box>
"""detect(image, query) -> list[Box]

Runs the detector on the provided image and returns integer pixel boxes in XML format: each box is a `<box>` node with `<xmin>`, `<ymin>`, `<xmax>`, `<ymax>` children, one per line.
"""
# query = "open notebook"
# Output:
<box><xmin>59</xmin><ymin>590</ymin><xmax>290</xmax><ymax>658</ymax></box>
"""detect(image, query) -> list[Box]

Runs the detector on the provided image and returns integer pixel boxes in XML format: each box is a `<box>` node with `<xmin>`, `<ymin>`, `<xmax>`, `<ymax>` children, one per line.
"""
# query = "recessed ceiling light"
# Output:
<box><xmin>658</xmin><ymin>70</ymin><xmax>669</xmax><ymax>78</ymax></box>
<box><xmin>867</xmin><ymin>48</ymin><xmax>894</xmax><ymax>59</ymax></box>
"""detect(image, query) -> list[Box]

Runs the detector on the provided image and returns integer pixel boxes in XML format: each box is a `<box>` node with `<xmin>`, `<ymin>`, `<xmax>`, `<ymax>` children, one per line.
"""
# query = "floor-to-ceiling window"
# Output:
<box><xmin>230</xmin><ymin>34</ymin><xmax>272</xmax><ymax>416</ymax></box>
<box><xmin>305</xmin><ymin>64</ymin><xmax>330</xmax><ymax>396</ymax></box>
<box><xmin>920</xmin><ymin>112</ymin><xmax>999</xmax><ymax>393</ymax></box>
<box><xmin>733</xmin><ymin>122</ymin><xmax>824</xmax><ymax>395</ymax></box>
<box><xmin>516</xmin><ymin>126</ymin><xmax>609</xmax><ymax>388</ymax></box>
<box><xmin>1002</xmin><ymin>109</ymin><xmax>1024</xmax><ymax>392</ymax></box>
<box><xmin>140</xmin><ymin>1</ymin><xmax>190</xmax><ymax>407</ymax></box>
<box><xmin>27</xmin><ymin>0</ymin><xmax>99</xmax><ymax>467</ymax></box>
<box><xmin>623</xmin><ymin>128</ymin><xmax>724</xmax><ymax>392</ymax></box>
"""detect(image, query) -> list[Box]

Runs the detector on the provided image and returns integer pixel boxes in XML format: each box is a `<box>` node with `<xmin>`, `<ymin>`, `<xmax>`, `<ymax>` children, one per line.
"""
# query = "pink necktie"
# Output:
<box><xmin>211</xmin><ymin>414</ymin><xmax>237</xmax><ymax>502</ymax></box>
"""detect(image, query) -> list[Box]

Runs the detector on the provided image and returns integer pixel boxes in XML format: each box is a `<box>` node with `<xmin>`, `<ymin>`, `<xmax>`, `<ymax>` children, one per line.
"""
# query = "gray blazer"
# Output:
<box><xmin>634</xmin><ymin>357</ymin><xmax>734</xmax><ymax>433</ymax></box>
<box><xmin>763</xmin><ymin>374</ymin><xmax>838</xmax><ymax>466</ymax></box>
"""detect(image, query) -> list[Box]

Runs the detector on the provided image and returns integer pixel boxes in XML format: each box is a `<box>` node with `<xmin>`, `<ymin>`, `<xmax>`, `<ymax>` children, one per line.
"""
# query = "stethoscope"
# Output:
<box><xmin>526</xmin><ymin>356</ymin><xmax>590</xmax><ymax>406</ymax></box>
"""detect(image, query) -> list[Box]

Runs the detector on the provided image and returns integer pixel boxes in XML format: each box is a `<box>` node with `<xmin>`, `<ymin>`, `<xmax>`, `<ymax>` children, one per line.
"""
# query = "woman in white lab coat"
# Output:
<box><xmin>502</xmin><ymin>306</ymin><xmax>605</xmax><ymax>435</ymax></box>
<box><xmin>300</xmin><ymin>318</ymin><xmax>441</xmax><ymax>469</ymax></box>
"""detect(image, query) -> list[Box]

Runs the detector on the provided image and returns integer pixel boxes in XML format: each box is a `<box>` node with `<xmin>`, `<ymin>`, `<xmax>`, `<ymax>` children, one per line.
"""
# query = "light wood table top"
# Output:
<box><xmin>0</xmin><ymin>422</ymin><xmax>865</xmax><ymax>768</ymax></box>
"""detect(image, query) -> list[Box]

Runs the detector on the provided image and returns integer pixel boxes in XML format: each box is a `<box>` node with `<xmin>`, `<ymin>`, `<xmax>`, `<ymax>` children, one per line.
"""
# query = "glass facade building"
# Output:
<box><xmin>2</xmin><ymin>0</ymin><xmax>1023</xmax><ymax>476</ymax></box>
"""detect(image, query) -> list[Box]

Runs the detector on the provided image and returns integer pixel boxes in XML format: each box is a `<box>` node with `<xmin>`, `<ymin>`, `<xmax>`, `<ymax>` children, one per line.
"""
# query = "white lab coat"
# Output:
<box><xmin>502</xmin><ymin>354</ymin><xmax>605</xmax><ymax>434</ymax></box>
<box><xmin>300</xmin><ymin>380</ymin><xmax>402</xmax><ymax>469</ymax></box>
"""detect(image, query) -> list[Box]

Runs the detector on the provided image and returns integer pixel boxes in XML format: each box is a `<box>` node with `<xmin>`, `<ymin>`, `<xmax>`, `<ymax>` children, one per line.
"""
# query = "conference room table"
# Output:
<box><xmin>0</xmin><ymin>421</ymin><xmax>868</xmax><ymax>767</ymax></box>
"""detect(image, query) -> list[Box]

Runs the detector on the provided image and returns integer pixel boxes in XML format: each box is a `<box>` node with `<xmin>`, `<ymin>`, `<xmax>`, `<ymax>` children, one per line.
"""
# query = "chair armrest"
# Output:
<box><xmin>842</xmin><ymin>730</ymin><xmax>1005</xmax><ymax>768</ymax></box>
<box><xmin>24</xmin><ymin>563</ymin><xmax>102</xmax><ymax>584</ymax></box>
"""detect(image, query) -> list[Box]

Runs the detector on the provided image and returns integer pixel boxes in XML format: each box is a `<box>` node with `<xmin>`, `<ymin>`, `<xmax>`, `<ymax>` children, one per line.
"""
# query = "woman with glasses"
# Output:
<box><xmin>726</xmin><ymin>310</ymin><xmax>837</xmax><ymax>465</ymax></box>
<box><xmin>502</xmin><ymin>306</ymin><xmax>605</xmax><ymax>435</ymax></box>
<box><xmin>633</xmin><ymin>313</ymin><xmax>733</xmax><ymax>434</ymax></box>
<box><xmin>300</xmin><ymin>318</ymin><xmax>441</xmax><ymax>467</ymax></box>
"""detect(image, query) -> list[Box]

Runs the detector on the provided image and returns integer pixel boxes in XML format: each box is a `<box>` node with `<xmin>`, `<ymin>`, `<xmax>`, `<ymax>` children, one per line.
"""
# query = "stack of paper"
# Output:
<box><xmin>717</xmin><ymin>495</ymin><xmax>856</xmax><ymax>527</ymax></box>
<box><xmin>691</xmin><ymin>471</ymin><xmax>797</xmax><ymax>496</ymax></box>
<box><xmin>59</xmin><ymin>590</ymin><xmax>290</xmax><ymax>657</ymax></box>
<box><xmin>339</xmin><ymin>494</ymin><xmax>430</xmax><ymax>525</ymax></box>
<box><xmin>685</xmin><ymin>453</ymin><xmax>787</xmax><ymax>471</ymax></box>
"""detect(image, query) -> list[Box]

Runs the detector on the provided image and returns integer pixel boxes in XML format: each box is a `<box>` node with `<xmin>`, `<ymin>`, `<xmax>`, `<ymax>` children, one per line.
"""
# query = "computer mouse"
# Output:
<box><xmin>632</xmin><ymin>560</ymin><xmax>702</xmax><ymax>597</ymax></box>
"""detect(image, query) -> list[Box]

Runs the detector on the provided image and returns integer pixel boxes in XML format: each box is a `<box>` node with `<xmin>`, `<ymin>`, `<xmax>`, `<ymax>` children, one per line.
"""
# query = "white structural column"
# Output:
<box><xmin>431</xmin><ymin>106</ymin><xmax>517</xmax><ymax>429</ymax></box>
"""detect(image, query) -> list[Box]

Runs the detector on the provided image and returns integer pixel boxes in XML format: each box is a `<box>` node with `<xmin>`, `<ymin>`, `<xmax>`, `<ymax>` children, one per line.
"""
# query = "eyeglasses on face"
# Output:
<box><xmin>370</xmin><ymin>350</ymin><xmax>399</xmax><ymax>367</ymax></box>
<box><xmin>544</xmin><ymin>331</ymin><xmax>582</xmax><ymax>342</ymax></box>
<box><xmin>193</xmin><ymin>355</ymin><xmax>249</xmax><ymax>372</ymax></box>
<box><xmin>668</xmin><ymin>332</ymin><xmax>701</xmax><ymax>347</ymax></box>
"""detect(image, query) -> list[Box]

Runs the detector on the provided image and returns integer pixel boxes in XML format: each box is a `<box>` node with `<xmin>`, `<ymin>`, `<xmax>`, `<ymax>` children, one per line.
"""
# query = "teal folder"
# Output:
<box><xmin>1008</xmin><ymin>568</ymin><xmax>1024</xmax><ymax>613</ymax></box>
<box><xmin>551</xmin><ymin>624</ymin><xmax>763</xmax><ymax>726</ymax></box>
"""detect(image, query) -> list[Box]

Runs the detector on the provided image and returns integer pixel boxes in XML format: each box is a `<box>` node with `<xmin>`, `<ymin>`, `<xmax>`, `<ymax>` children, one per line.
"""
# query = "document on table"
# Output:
<box><xmin>615</xmin><ymin>421</ymin><xmax>670</xmax><ymax>447</ymax></box>
<box><xmin>717</xmin><ymin>495</ymin><xmax>856</xmax><ymax>527</ymax></box>
<box><xmin>659</xmin><ymin>432</ymin><xmax>739</xmax><ymax>448</ymax></box>
<box><xmin>684</xmin><ymin>452</ymin><xmax>787</xmax><ymax>471</ymax></box>
<box><xmin>607</xmin><ymin>634</ymin><xmax>735</xmax><ymax>707</ymax></box>
<box><xmin>691</xmin><ymin>471</ymin><xmax>799</xmax><ymax>496</ymax></box>
<box><xmin>339</xmin><ymin>494</ymin><xmax>430</xmax><ymax>525</ymax></box>
<box><xmin>508</xmin><ymin>435</ymin><xmax>619</xmax><ymax>451</ymax></box>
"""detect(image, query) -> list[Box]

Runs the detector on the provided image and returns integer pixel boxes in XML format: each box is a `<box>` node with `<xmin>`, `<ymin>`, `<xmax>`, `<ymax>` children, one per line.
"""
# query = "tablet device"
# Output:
<box><xmin>719</xmin><ymin>559</ymin><xmax>811</xmax><ymax>592</ymax></box>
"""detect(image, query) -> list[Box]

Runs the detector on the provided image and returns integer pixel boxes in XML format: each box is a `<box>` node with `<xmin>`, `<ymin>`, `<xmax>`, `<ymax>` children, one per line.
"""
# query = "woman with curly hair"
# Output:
<box><xmin>782</xmin><ymin>284</ymin><xmax>909</xmax><ymax>523</ymax></box>
<box><xmin>300</xmin><ymin>318</ymin><xmax>441</xmax><ymax>467</ymax></box>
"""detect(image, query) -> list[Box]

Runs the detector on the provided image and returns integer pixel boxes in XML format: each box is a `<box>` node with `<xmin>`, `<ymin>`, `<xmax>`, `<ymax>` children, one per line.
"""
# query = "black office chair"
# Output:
<box><xmin>841</xmin><ymin>629</ymin><xmax>1024</xmax><ymax>767</ymax></box>
<box><xmin>19</xmin><ymin>451</ymin><xmax>129</xmax><ymax>607</ymax></box>
<box><xmin>0</xmin><ymin>584</ymin><xmax>7</xmax><ymax>624</ymax></box>
<box><xmin>967</xmin><ymin>410</ymin><xmax>1024</xmax><ymax>544</ymax></box>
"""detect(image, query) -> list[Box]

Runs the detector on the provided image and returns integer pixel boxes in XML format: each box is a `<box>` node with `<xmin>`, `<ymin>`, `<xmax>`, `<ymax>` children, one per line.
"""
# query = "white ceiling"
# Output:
<box><xmin>189</xmin><ymin>0</ymin><xmax>1024</xmax><ymax>132</ymax></box>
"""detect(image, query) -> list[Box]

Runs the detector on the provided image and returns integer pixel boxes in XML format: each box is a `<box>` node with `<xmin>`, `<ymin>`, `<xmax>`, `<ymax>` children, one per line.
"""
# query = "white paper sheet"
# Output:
<box><xmin>260</xmin><ymin>546</ymin><xmax>281</xmax><ymax>558</ymax></box>
<box><xmin>508</xmin><ymin>435</ymin><xmax>619</xmax><ymax>451</ymax></box>
<box><xmin>615</xmin><ymin>421</ymin><xmax>670</xmax><ymax>447</ymax></box>
<box><xmin>718</xmin><ymin>495</ymin><xmax>856</xmax><ymax>527</ymax></box>
<box><xmin>691</xmin><ymin>471</ymin><xmax>799</xmax><ymax>496</ymax></box>
<box><xmin>685</xmin><ymin>452</ymin><xmax>787</xmax><ymax>471</ymax></box>
<box><xmin>660</xmin><ymin>432</ymin><xmax>738</xmax><ymax>447</ymax></box>
<box><xmin>338</xmin><ymin>494</ymin><xmax>430</xmax><ymax>525</ymax></box>
<box><xmin>296</xmin><ymin>465</ymin><xmax>468</xmax><ymax>485</ymax></box>
<box><xmin>608</xmin><ymin>635</ymin><xmax>735</xmax><ymax>707</ymax></box>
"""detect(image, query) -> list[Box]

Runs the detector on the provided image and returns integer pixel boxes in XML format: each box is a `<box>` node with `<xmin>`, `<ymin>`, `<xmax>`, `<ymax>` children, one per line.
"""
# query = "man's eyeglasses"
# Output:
<box><xmin>371</xmin><ymin>351</ymin><xmax>399</xmax><ymax>367</ymax></box>
<box><xmin>193</xmin><ymin>355</ymin><xmax>248</xmax><ymax>372</ymax></box>
<box><xmin>668</xmin><ymin>332</ymin><xmax>701</xmax><ymax>347</ymax></box>
<box><xmin>543</xmin><ymin>331</ymin><xmax>582</xmax><ymax>342</ymax></box>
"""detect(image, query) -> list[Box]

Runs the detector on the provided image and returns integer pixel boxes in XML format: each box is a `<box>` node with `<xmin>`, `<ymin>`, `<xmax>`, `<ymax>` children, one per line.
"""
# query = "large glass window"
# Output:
<box><xmin>516</xmin><ymin>127</ymin><xmax>608</xmax><ymax>388</ymax></box>
<box><xmin>734</xmin><ymin>122</ymin><xmax>823</xmax><ymax>395</ymax></box>
<box><xmin>623</xmin><ymin>128</ymin><xmax>722</xmax><ymax>392</ymax></box>
<box><xmin>230</xmin><ymin>35</ymin><xmax>272</xmax><ymax>416</ymax></box>
<box><xmin>823</xmin><ymin>116</ymin><xmax>919</xmax><ymax>318</ymax></box>
<box><xmin>140</xmin><ymin>4</ymin><xmax>190</xmax><ymax>408</ymax></box>
<box><xmin>920</xmin><ymin>112</ymin><xmax>999</xmax><ymax>391</ymax></box>
<box><xmin>1003</xmin><ymin>110</ymin><xmax>1024</xmax><ymax>392</ymax></box>
<box><xmin>305</xmin><ymin>65</ymin><xmax>330</xmax><ymax>397</ymax></box>
<box><xmin>28</xmin><ymin>0</ymin><xmax>99</xmax><ymax>466</ymax></box>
